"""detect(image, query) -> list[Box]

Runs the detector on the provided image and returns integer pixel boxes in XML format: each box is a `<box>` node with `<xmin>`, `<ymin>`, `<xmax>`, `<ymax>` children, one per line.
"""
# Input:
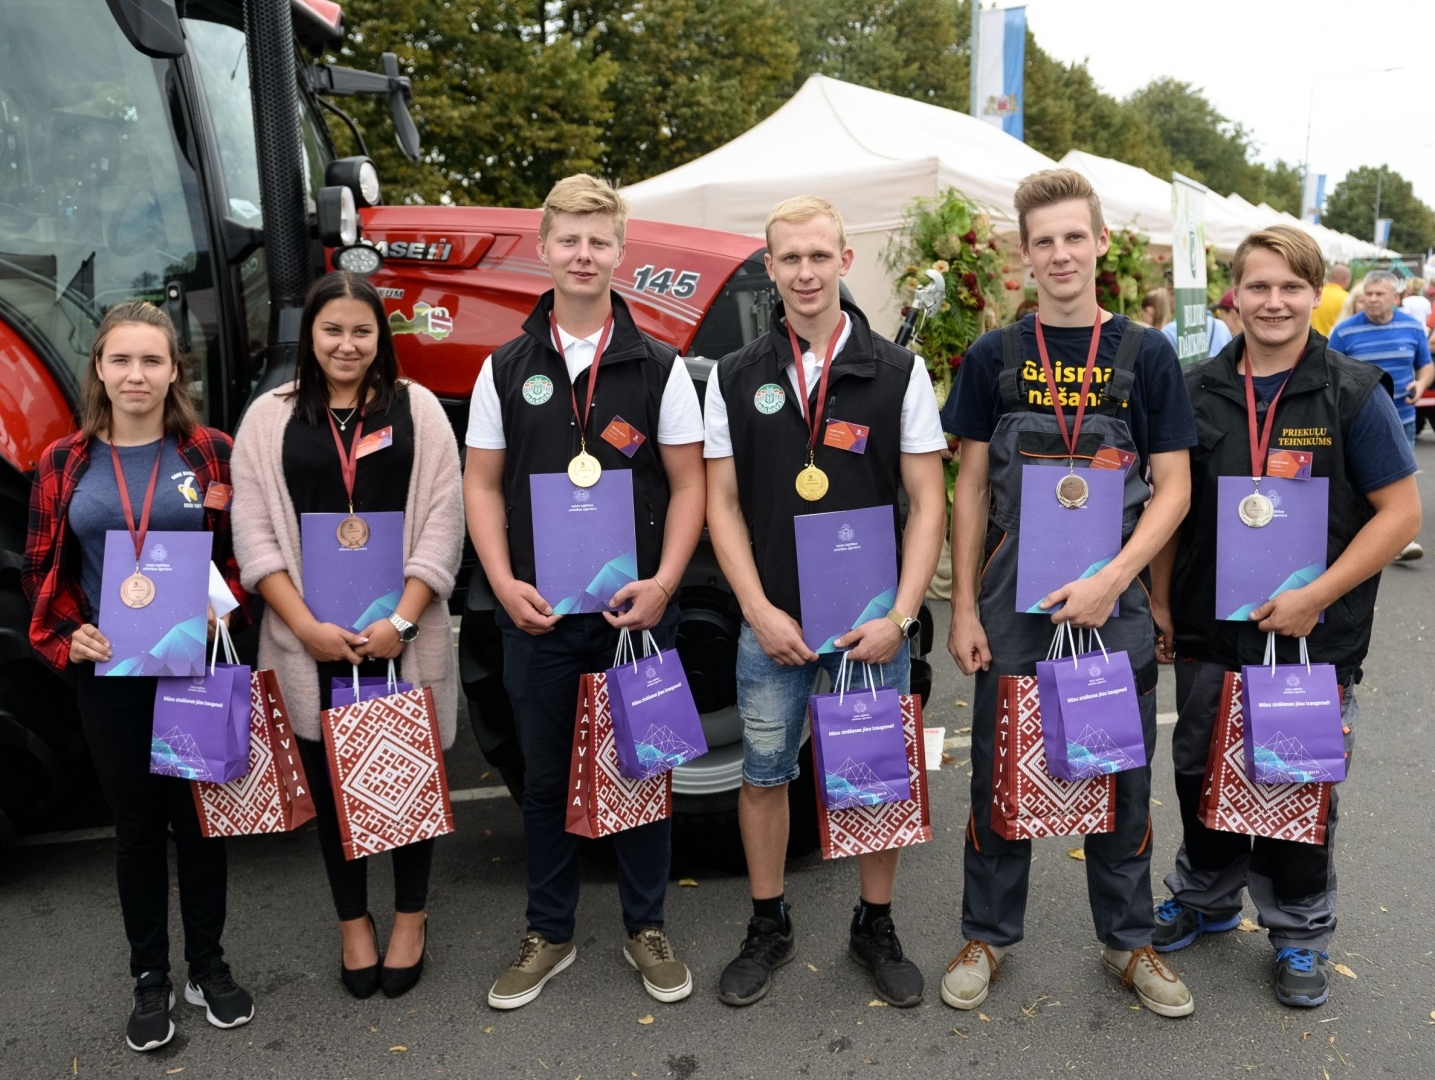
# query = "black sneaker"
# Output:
<box><xmin>126</xmin><ymin>972</ymin><xmax>175</xmax><ymax>1052</ymax></box>
<box><xmin>848</xmin><ymin>912</ymin><xmax>924</xmax><ymax>1007</ymax></box>
<box><xmin>717</xmin><ymin>914</ymin><xmax>795</xmax><ymax>1006</ymax></box>
<box><xmin>1273</xmin><ymin>948</ymin><xmax>1330</xmax><ymax>1008</ymax></box>
<box><xmin>1151</xmin><ymin>899</ymin><xmax>1243</xmax><ymax>953</ymax></box>
<box><xmin>184</xmin><ymin>959</ymin><xmax>254</xmax><ymax>1029</ymax></box>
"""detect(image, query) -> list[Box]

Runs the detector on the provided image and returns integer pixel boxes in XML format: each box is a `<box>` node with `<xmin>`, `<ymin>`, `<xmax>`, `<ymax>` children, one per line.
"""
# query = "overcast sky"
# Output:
<box><xmin>1021</xmin><ymin>0</ymin><xmax>1435</xmax><ymax>226</ymax></box>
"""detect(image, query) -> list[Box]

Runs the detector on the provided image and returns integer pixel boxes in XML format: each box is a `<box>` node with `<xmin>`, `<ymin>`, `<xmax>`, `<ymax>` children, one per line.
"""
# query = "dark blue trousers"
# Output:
<box><xmin>498</xmin><ymin>604</ymin><xmax>678</xmax><ymax>943</ymax></box>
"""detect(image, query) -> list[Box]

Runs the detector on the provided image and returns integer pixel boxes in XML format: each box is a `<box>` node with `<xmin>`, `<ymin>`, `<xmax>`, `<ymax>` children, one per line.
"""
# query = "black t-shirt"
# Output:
<box><xmin>283</xmin><ymin>384</ymin><xmax>415</xmax><ymax>516</ymax></box>
<box><xmin>941</xmin><ymin>313</ymin><xmax>1198</xmax><ymax>473</ymax></box>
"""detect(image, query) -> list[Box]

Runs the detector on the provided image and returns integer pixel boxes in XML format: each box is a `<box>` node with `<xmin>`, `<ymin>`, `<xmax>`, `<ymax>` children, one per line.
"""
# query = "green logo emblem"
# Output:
<box><xmin>523</xmin><ymin>374</ymin><xmax>554</xmax><ymax>406</ymax></box>
<box><xmin>753</xmin><ymin>383</ymin><xmax>786</xmax><ymax>415</ymax></box>
<box><xmin>387</xmin><ymin>301</ymin><xmax>453</xmax><ymax>341</ymax></box>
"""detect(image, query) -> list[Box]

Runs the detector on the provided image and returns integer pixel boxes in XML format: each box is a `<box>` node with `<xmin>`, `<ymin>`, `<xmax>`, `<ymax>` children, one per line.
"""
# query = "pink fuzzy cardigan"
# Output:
<box><xmin>230</xmin><ymin>381</ymin><xmax>464</xmax><ymax>745</ymax></box>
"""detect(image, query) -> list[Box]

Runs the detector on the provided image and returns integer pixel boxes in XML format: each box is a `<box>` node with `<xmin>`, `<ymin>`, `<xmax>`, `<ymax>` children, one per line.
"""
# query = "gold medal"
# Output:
<box><xmin>336</xmin><ymin>513</ymin><xmax>370</xmax><ymax>549</ymax></box>
<box><xmin>1238</xmin><ymin>491</ymin><xmax>1274</xmax><ymax>528</ymax></box>
<box><xmin>120</xmin><ymin>571</ymin><xmax>156</xmax><ymax>609</ymax></box>
<box><xmin>796</xmin><ymin>464</ymin><xmax>829</xmax><ymax>501</ymax></box>
<box><xmin>568</xmin><ymin>451</ymin><xmax>602</xmax><ymax>488</ymax></box>
<box><xmin>1056</xmin><ymin>472</ymin><xmax>1090</xmax><ymax>509</ymax></box>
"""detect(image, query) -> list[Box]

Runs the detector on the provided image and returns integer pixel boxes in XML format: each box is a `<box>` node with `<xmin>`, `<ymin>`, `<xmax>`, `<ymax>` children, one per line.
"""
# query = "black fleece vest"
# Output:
<box><xmin>1170</xmin><ymin>333</ymin><xmax>1389</xmax><ymax>683</ymax></box>
<box><xmin>490</xmin><ymin>291</ymin><xmax>675</xmax><ymax>588</ymax></box>
<box><xmin>719</xmin><ymin>299</ymin><xmax>913</xmax><ymax>623</ymax></box>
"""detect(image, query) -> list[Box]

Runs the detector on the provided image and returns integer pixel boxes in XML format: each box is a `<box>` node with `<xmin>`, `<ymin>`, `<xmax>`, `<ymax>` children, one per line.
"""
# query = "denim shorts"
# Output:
<box><xmin>736</xmin><ymin>622</ymin><xmax>911</xmax><ymax>787</ymax></box>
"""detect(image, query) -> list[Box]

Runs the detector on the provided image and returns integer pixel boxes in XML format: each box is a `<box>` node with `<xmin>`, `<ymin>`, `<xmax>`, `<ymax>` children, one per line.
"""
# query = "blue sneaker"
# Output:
<box><xmin>1273</xmin><ymin>948</ymin><xmax>1330</xmax><ymax>1007</ymax></box>
<box><xmin>1150</xmin><ymin>899</ymin><xmax>1242</xmax><ymax>953</ymax></box>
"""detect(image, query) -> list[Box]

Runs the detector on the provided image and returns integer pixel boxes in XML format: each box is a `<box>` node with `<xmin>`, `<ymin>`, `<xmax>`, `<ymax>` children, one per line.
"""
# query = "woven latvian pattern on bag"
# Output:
<box><xmin>589</xmin><ymin>672</ymin><xmax>672</xmax><ymax>837</ymax></box>
<box><xmin>328</xmin><ymin>686</ymin><xmax>455</xmax><ymax>858</ymax></box>
<box><xmin>1000</xmin><ymin>675</ymin><xmax>1115</xmax><ymax>840</ymax></box>
<box><xmin>1203</xmin><ymin>674</ymin><xmax>1330</xmax><ymax>846</ymax></box>
<box><xmin>195</xmin><ymin>672</ymin><xmax>282</xmax><ymax>837</ymax></box>
<box><xmin>821</xmin><ymin>695</ymin><xmax>933</xmax><ymax>858</ymax></box>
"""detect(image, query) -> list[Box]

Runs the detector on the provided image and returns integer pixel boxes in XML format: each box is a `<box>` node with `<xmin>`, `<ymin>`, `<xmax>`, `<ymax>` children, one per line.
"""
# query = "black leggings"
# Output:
<box><xmin>75</xmin><ymin>664</ymin><xmax>227</xmax><ymax>981</ymax></box>
<box><xmin>297</xmin><ymin>735</ymin><xmax>434</xmax><ymax>922</ymax></box>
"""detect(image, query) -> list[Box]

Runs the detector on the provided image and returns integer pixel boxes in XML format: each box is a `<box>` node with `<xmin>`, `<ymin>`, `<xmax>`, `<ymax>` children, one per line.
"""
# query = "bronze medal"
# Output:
<box><xmin>120</xmin><ymin>571</ymin><xmax>156</xmax><ymax>609</ymax></box>
<box><xmin>336</xmin><ymin>513</ymin><xmax>370</xmax><ymax>549</ymax></box>
<box><xmin>1056</xmin><ymin>472</ymin><xmax>1090</xmax><ymax>509</ymax></box>
<box><xmin>568</xmin><ymin>451</ymin><xmax>602</xmax><ymax>488</ymax></box>
<box><xmin>1238</xmin><ymin>491</ymin><xmax>1274</xmax><ymax>528</ymax></box>
<box><xmin>795</xmin><ymin>464</ymin><xmax>830</xmax><ymax>502</ymax></box>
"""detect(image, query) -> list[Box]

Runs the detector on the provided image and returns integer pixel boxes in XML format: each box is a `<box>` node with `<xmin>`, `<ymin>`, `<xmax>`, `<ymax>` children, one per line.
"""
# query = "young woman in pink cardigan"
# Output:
<box><xmin>230</xmin><ymin>272</ymin><xmax>463</xmax><ymax>1000</ymax></box>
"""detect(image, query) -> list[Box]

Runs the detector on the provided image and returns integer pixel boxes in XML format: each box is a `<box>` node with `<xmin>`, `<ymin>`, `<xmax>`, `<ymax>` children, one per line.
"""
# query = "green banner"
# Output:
<box><xmin>1171</xmin><ymin>174</ymin><xmax>1208</xmax><ymax>365</ymax></box>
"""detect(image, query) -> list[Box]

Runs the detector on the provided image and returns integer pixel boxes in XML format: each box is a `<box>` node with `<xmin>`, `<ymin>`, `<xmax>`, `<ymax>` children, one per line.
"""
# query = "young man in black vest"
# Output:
<box><xmin>464</xmin><ymin>174</ymin><xmax>707</xmax><ymax>1010</ymax></box>
<box><xmin>942</xmin><ymin>169</ymin><xmax>1198</xmax><ymax>1017</ymax></box>
<box><xmin>1150</xmin><ymin>226</ymin><xmax>1420</xmax><ymax>1008</ymax></box>
<box><xmin>705</xmin><ymin>196</ymin><xmax>948</xmax><ymax>1007</ymax></box>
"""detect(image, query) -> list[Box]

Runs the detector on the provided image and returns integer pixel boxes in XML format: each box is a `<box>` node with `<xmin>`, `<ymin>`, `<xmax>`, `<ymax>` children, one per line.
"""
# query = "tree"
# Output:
<box><xmin>1322</xmin><ymin>166</ymin><xmax>1435</xmax><ymax>254</ymax></box>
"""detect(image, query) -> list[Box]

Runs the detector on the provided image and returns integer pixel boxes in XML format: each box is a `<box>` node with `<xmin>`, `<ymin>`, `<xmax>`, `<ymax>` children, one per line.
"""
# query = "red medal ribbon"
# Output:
<box><xmin>1242</xmin><ymin>348</ymin><xmax>1301</xmax><ymax>483</ymax></box>
<box><xmin>1034</xmin><ymin>313</ymin><xmax>1104</xmax><ymax>463</ymax></box>
<box><xmin>551</xmin><ymin>312</ymin><xmax>615</xmax><ymax>446</ymax></box>
<box><xmin>787</xmin><ymin>314</ymin><xmax>846</xmax><ymax>458</ymax></box>
<box><xmin>327</xmin><ymin>408</ymin><xmax>366</xmax><ymax>513</ymax></box>
<box><xmin>110</xmin><ymin>438</ymin><xmax>166</xmax><ymax>568</ymax></box>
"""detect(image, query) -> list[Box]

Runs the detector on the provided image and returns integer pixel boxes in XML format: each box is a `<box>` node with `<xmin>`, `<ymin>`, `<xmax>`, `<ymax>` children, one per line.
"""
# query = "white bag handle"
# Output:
<box><xmin>209</xmin><ymin>618</ymin><xmax>237</xmax><ymax>675</ymax></box>
<box><xmin>834</xmin><ymin>652</ymin><xmax>880</xmax><ymax>705</ymax></box>
<box><xmin>612</xmin><ymin>628</ymin><xmax>636</xmax><ymax>669</ymax></box>
<box><xmin>1264</xmin><ymin>630</ymin><xmax>1277</xmax><ymax>673</ymax></box>
<box><xmin>1298</xmin><ymin>636</ymin><xmax>1312</xmax><ymax>674</ymax></box>
<box><xmin>1046</xmin><ymin>625</ymin><xmax>1065</xmax><ymax>661</ymax></box>
<box><xmin>1088</xmin><ymin>626</ymin><xmax>1111</xmax><ymax>664</ymax></box>
<box><xmin>1064</xmin><ymin>621</ymin><xmax>1080</xmax><ymax>669</ymax></box>
<box><xmin>350</xmin><ymin>663</ymin><xmax>362</xmax><ymax>702</ymax></box>
<box><xmin>640</xmin><ymin>630</ymin><xmax>662</xmax><ymax>664</ymax></box>
<box><xmin>386</xmin><ymin>658</ymin><xmax>400</xmax><ymax>693</ymax></box>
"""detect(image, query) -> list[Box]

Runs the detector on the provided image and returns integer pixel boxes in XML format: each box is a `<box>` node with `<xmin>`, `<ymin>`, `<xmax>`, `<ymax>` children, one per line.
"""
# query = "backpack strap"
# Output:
<box><xmin>997</xmin><ymin>322</ymin><xmax>1024</xmax><ymax>409</ymax></box>
<box><xmin>1099</xmin><ymin>321</ymin><xmax>1144</xmax><ymax>411</ymax></box>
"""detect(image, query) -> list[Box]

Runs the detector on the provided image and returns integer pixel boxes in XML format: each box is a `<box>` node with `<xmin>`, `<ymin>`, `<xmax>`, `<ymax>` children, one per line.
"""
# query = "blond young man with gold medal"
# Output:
<box><xmin>704</xmin><ymin>197</ymin><xmax>947</xmax><ymax>1007</ymax></box>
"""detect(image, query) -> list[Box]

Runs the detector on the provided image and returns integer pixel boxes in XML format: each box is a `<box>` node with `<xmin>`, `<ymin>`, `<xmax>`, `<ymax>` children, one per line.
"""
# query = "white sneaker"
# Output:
<box><xmin>1397</xmin><ymin>541</ymin><xmax>1424</xmax><ymax>562</ymax></box>
<box><xmin>940</xmin><ymin>940</ymin><xmax>1007</xmax><ymax>1010</ymax></box>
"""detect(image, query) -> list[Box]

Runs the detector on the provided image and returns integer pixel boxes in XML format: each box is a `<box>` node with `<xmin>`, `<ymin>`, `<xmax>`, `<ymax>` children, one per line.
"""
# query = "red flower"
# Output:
<box><xmin>1004</xmin><ymin>280</ymin><xmax>1020</xmax><ymax>290</ymax></box>
<box><xmin>1001</xmin><ymin>265</ymin><xmax>1010</xmax><ymax>272</ymax></box>
<box><xmin>975</xmin><ymin>295</ymin><xmax>986</xmax><ymax>311</ymax></box>
<box><xmin>988</xmin><ymin>238</ymin><xmax>998</xmax><ymax>249</ymax></box>
<box><xmin>962</xmin><ymin>271</ymin><xmax>979</xmax><ymax>291</ymax></box>
<box><xmin>963</xmin><ymin>230</ymin><xmax>977</xmax><ymax>245</ymax></box>
<box><xmin>948</xmin><ymin>353</ymin><xmax>964</xmax><ymax>370</ymax></box>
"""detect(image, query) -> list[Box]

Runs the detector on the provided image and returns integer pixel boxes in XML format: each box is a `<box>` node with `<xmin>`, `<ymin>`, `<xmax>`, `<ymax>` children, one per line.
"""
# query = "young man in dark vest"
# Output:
<box><xmin>705</xmin><ymin>196</ymin><xmax>947</xmax><ymax>1007</ymax></box>
<box><xmin>1150</xmin><ymin>226</ymin><xmax>1420</xmax><ymax>1008</ymax></box>
<box><xmin>942</xmin><ymin>169</ymin><xmax>1198</xmax><ymax>1016</ymax></box>
<box><xmin>465</xmin><ymin>174</ymin><xmax>707</xmax><ymax>1010</ymax></box>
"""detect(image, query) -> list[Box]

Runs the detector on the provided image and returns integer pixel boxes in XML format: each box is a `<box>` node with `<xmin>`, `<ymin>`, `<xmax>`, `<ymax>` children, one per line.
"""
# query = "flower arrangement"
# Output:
<box><xmin>1094</xmin><ymin>229</ymin><xmax>1156</xmax><ymax>317</ymax></box>
<box><xmin>1206</xmin><ymin>245</ymin><xmax>1232</xmax><ymax>306</ymax></box>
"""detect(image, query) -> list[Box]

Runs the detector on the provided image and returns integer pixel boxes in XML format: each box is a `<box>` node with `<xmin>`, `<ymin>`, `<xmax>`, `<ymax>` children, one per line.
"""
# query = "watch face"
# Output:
<box><xmin>904</xmin><ymin>619</ymin><xmax>920</xmax><ymax>639</ymax></box>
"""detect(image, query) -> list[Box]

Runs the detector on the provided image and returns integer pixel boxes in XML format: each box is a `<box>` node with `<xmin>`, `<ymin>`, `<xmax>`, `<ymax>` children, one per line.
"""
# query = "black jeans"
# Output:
<box><xmin>497</xmin><ymin>605</ymin><xmax>678</xmax><ymax>943</ymax></box>
<box><xmin>75</xmin><ymin>664</ymin><xmax>226</xmax><ymax>980</ymax></box>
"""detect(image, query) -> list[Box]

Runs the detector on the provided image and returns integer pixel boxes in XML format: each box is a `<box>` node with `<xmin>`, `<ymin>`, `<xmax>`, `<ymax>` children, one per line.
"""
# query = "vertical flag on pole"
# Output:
<box><xmin>1301</xmin><ymin>173</ymin><xmax>1327</xmax><ymax>225</ymax></box>
<box><xmin>1171</xmin><ymin>173</ymin><xmax>1209</xmax><ymax>365</ymax></box>
<box><xmin>975</xmin><ymin>5</ymin><xmax>1026</xmax><ymax>140</ymax></box>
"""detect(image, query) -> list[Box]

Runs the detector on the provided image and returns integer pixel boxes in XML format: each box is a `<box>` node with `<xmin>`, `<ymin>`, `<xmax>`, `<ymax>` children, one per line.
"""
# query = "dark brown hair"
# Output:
<box><xmin>1014</xmin><ymin>168</ymin><xmax>1106</xmax><ymax>247</ymax></box>
<box><xmin>288</xmin><ymin>271</ymin><xmax>400</xmax><ymax>426</ymax></box>
<box><xmin>79</xmin><ymin>301</ymin><xmax>198</xmax><ymax>439</ymax></box>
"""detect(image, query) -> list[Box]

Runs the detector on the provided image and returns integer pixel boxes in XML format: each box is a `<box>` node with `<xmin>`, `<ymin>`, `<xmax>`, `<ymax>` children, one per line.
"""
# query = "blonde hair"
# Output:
<box><xmin>1336</xmin><ymin>282</ymin><xmax>1365</xmax><ymax>324</ymax></box>
<box><xmin>1014</xmin><ymin>169</ymin><xmax>1105</xmax><ymax>246</ymax></box>
<box><xmin>765</xmin><ymin>195</ymin><xmax>847</xmax><ymax>252</ymax></box>
<box><xmin>540</xmin><ymin>173</ymin><xmax>629</xmax><ymax>244</ymax></box>
<box><xmin>1232</xmin><ymin>226</ymin><xmax>1326</xmax><ymax>293</ymax></box>
<box><xmin>80</xmin><ymin>301</ymin><xmax>198</xmax><ymax>439</ymax></box>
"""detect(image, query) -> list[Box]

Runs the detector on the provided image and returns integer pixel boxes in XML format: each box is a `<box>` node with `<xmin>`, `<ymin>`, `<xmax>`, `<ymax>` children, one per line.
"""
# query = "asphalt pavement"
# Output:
<box><xmin>5</xmin><ymin>447</ymin><xmax>1435</xmax><ymax>1080</ymax></box>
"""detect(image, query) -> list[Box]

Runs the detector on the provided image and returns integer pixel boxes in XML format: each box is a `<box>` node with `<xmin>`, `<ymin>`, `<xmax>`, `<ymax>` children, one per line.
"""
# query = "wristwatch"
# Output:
<box><xmin>886</xmin><ymin>608</ymin><xmax>920</xmax><ymax>640</ymax></box>
<box><xmin>388</xmin><ymin>612</ymin><xmax>420</xmax><ymax>643</ymax></box>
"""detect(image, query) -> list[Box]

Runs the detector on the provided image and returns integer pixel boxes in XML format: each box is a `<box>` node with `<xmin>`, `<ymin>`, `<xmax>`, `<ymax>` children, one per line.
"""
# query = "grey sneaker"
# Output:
<box><xmin>1102</xmin><ymin>945</ymin><xmax>1195</xmax><ymax>1017</ymax></box>
<box><xmin>487</xmin><ymin>932</ymin><xmax>576</xmax><ymax>1010</ymax></box>
<box><xmin>624</xmin><ymin>928</ymin><xmax>693</xmax><ymax>1003</ymax></box>
<box><xmin>1397</xmin><ymin>541</ymin><xmax>1424</xmax><ymax>562</ymax></box>
<box><xmin>940</xmin><ymin>939</ymin><xmax>1006</xmax><ymax>1010</ymax></box>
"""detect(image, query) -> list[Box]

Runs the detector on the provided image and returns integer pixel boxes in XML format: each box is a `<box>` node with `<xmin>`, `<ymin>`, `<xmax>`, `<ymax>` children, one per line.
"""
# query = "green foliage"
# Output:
<box><xmin>1322</xmin><ymin>166</ymin><xmax>1435</xmax><ymax>254</ymax></box>
<box><xmin>1094</xmin><ymin>231</ymin><xmax>1156</xmax><ymax>318</ymax></box>
<box><xmin>1206</xmin><ymin>246</ymin><xmax>1232</xmax><ymax>306</ymax></box>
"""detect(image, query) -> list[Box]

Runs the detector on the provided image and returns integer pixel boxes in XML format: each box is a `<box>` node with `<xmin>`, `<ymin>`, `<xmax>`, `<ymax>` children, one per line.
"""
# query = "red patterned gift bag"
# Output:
<box><xmin>814</xmin><ymin>691</ymin><xmax>932</xmax><ymax>859</ymax></box>
<box><xmin>992</xmin><ymin>675</ymin><xmax>1115</xmax><ymax>840</ymax></box>
<box><xmin>565</xmin><ymin>671</ymin><xmax>672</xmax><ymax>839</ymax></box>
<box><xmin>192</xmin><ymin>669</ymin><xmax>316</xmax><ymax>837</ymax></box>
<box><xmin>321</xmin><ymin>669</ymin><xmax>455</xmax><ymax>861</ymax></box>
<box><xmin>1198</xmin><ymin>670</ymin><xmax>1331</xmax><ymax>845</ymax></box>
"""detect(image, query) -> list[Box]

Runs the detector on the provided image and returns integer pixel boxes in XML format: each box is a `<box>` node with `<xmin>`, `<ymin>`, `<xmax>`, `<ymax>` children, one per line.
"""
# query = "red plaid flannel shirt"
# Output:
<box><xmin>22</xmin><ymin>427</ymin><xmax>248</xmax><ymax>672</ymax></box>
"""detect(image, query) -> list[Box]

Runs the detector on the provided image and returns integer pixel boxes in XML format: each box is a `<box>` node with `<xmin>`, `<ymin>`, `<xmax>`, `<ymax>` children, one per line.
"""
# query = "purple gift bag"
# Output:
<box><xmin>607</xmin><ymin>630</ymin><xmax>708</xmax><ymax>780</ymax></box>
<box><xmin>1036</xmin><ymin>625</ymin><xmax>1146</xmax><ymax>780</ymax></box>
<box><xmin>809</xmin><ymin>656</ymin><xmax>911</xmax><ymax>810</ymax></box>
<box><xmin>330</xmin><ymin>661</ymin><xmax>414</xmax><ymax>708</ymax></box>
<box><xmin>151</xmin><ymin>622</ymin><xmax>251</xmax><ymax>783</ymax></box>
<box><xmin>1240</xmin><ymin>634</ymin><xmax>1346</xmax><ymax>785</ymax></box>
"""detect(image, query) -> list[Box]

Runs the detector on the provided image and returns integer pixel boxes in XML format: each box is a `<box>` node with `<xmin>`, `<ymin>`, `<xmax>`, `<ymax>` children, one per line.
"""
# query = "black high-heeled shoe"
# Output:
<box><xmin>380</xmin><ymin>917</ymin><xmax>427</xmax><ymax>999</ymax></box>
<box><xmin>340</xmin><ymin>913</ymin><xmax>382</xmax><ymax>999</ymax></box>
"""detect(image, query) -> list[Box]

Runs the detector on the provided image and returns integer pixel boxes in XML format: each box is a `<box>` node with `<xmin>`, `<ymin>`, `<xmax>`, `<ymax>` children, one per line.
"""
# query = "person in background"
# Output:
<box><xmin>1161</xmin><ymin>301</ymin><xmax>1233</xmax><ymax>359</ymax></box>
<box><xmin>1213</xmin><ymin>290</ymin><xmax>1242</xmax><ymax>339</ymax></box>
<box><xmin>1334</xmin><ymin>282</ymin><xmax>1365</xmax><ymax>326</ymax></box>
<box><xmin>23</xmin><ymin>302</ymin><xmax>253</xmax><ymax>1052</ymax></box>
<box><xmin>1311</xmin><ymin>263</ymin><xmax>1351</xmax><ymax>336</ymax></box>
<box><xmin>1012</xmin><ymin>297</ymin><xmax>1040</xmax><ymax>322</ymax></box>
<box><xmin>231</xmin><ymin>271</ymin><xmax>464</xmax><ymax>1001</ymax></box>
<box><xmin>1140</xmin><ymin>289</ymin><xmax>1172</xmax><ymax>330</ymax></box>
<box><xmin>1401</xmin><ymin>278</ymin><xmax>1431</xmax><ymax>326</ymax></box>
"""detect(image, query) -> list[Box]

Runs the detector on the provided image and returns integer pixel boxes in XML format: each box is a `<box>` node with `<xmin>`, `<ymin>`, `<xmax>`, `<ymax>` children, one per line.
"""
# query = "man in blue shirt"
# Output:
<box><xmin>1161</xmin><ymin>309</ymin><xmax>1232</xmax><ymax>359</ymax></box>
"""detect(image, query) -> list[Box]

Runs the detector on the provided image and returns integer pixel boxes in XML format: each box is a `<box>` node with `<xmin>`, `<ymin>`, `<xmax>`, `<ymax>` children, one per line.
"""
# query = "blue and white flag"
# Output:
<box><xmin>975</xmin><ymin>5</ymin><xmax>1026</xmax><ymax>140</ymax></box>
<box><xmin>1301</xmin><ymin>172</ymin><xmax>1326</xmax><ymax>225</ymax></box>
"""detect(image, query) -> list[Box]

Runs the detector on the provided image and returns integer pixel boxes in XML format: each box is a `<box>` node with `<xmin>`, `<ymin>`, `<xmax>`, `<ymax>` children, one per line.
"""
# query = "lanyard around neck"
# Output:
<box><xmin>1242</xmin><ymin>349</ymin><xmax>1301</xmax><ymax>483</ymax></box>
<box><xmin>552</xmin><ymin>312</ymin><xmax>615</xmax><ymax>449</ymax></box>
<box><xmin>110</xmin><ymin>438</ymin><xmax>166</xmax><ymax>569</ymax></box>
<box><xmin>787</xmin><ymin>314</ymin><xmax>845</xmax><ymax>458</ymax></box>
<box><xmin>1033</xmin><ymin>314</ymin><xmax>1103</xmax><ymax>464</ymax></box>
<box><xmin>327</xmin><ymin>408</ymin><xmax>365</xmax><ymax>514</ymax></box>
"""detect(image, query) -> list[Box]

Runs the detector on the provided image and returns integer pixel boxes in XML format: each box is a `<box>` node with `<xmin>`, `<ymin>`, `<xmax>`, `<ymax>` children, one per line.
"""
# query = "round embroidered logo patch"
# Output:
<box><xmin>753</xmin><ymin>383</ymin><xmax>786</xmax><ymax>415</ymax></box>
<box><xmin>523</xmin><ymin>374</ymin><xmax>554</xmax><ymax>406</ymax></box>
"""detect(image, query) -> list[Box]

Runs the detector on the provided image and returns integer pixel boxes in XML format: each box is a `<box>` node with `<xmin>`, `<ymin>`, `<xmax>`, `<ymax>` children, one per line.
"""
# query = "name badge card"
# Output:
<box><xmin>1216</xmin><ymin>476</ymin><xmax>1329</xmax><ymax>621</ymax></box>
<box><xmin>793</xmin><ymin>504</ymin><xmax>898</xmax><ymax>654</ymax></box>
<box><xmin>1015</xmin><ymin>464</ymin><xmax>1123</xmax><ymax>615</ymax></box>
<box><xmin>301</xmin><ymin>511</ymin><xmax>405</xmax><ymax>631</ymax></box>
<box><xmin>98</xmin><ymin>530</ymin><xmax>212</xmax><ymax>676</ymax></box>
<box><xmin>531</xmin><ymin>470</ymin><xmax>638</xmax><ymax>615</ymax></box>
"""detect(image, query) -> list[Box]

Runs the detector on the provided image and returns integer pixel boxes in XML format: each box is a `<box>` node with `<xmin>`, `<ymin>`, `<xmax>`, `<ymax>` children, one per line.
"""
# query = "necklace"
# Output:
<box><xmin>328</xmin><ymin>405</ymin><xmax>359</xmax><ymax>432</ymax></box>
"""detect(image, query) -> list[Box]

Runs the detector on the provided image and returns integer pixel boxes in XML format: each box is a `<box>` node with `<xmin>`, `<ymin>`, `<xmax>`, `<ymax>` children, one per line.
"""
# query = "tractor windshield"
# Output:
<box><xmin>0</xmin><ymin>0</ymin><xmax>214</xmax><ymax>409</ymax></box>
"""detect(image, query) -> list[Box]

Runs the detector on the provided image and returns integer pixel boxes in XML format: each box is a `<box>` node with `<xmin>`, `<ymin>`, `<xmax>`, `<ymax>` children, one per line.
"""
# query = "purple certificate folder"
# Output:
<box><xmin>97</xmin><ymin>530</ymin><xmax>212</xmax><ymax>676</ymax></box>
<box><xmin>1016</xmin><ymin>465</ymin><xmax>1123</xmax><ymax>616</ymax></box>
<box><xmin>531</xmin><ymin>470</ymin><xmax>638</xmax><ymax>615</ymax></box>
<box><xmin>1216</xmin><ymin>477</ymin><xmax>1329</xmax><ymax>621</ymax></box>
<box><xmin>793</xmin><ymin>505</ymin><xmax>899</xmax><ymax>654</ymax></box>
<box><xmin>301</xmin><ymin>512</ymin><xmax>405</xmax><ymax>631</ymax></box>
